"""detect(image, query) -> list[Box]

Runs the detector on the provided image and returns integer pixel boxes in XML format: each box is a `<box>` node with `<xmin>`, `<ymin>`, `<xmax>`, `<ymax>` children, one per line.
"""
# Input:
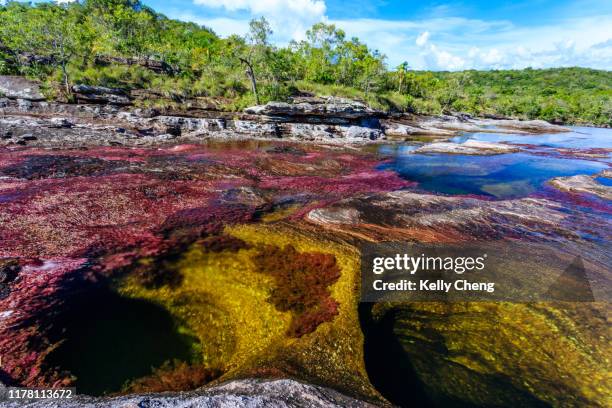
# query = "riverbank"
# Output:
<box><xmin>1</xmin><ymin>76</ymin><xmax>572</xmax><ymax>148</ymax></box>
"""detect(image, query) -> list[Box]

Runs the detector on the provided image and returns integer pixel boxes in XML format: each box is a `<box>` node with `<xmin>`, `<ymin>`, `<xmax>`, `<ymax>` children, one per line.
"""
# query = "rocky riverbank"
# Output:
<box><xmin>0</xmin><ymin>76</ymin><xmax>570</xmax><ymax>148</ymax></box>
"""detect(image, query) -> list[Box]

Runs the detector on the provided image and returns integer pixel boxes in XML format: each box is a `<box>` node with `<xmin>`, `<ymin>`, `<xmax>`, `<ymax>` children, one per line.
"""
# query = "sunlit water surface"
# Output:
<box><xmin>379</xmin><ymin>127</ymin><xmax>611</xmax><ymax>199</ymax></box>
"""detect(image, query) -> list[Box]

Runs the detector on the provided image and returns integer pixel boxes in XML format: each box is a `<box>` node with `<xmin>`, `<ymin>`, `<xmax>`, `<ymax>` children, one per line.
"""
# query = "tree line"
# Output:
<box><xmin>0</xmin><ymin>0</ymin><xmax>610</xmax><ymax>125</ymax></box>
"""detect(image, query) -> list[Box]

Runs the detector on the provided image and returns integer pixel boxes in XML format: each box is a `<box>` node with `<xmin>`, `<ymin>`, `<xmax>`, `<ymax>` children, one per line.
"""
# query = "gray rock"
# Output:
<box><xmin>384</xmin><ymin>115</ymin><xmax>569</xmax><ymax>138</ymax></box>
<box><xmin>48</xmin><ymin>118</ymin><xmax>74</xmax><ymax>128</ymax></box>
<box><xmin>549</xmin><ymin>174</ymin><xmax>612</xmax><ymax>200</ymax></box>
<box><xmin>245</xmin><ymin>97</ymin><xmax>383</xmax><ymax>120</ymax></box>
<box><xmin>282</xmin><ymin>123</ymin><xmax>336</xmax><ymax>139</ymax></box>
<box><xmin>384</xmin><ymin>122</ymin><xmax>454</xmax><ymax>137</ymax></box>
<box><xmin>0</xmin><ymin>76</ymin><xmax>45</xmax><ymax>101</ymax></box>
<box><xmin>0</xmin><ymin>379</ymin><xmax>379</xmax><ymax>408</ymax></box>
<box><xmin>344</xmin><ymin>125</ymin><xmax>383</xmax><ymax>140</ymax></box>
<box><xmin>72</xmin><ymin>84</ymin><xmax>132</xmax><ymax>105</ymax></box>
<box><xmin>17</xmin><ymin>99</ymin><xmax>34</xmax><ymax>111</ymax></box>
<box><xmin>415</xmin><ymin>140</ymin><xmax>520</xmax><ymax>155</ymax></box>
<box><xmin>231</xmin><ymin>120</ymin><xmax>279</xmax><ymax>137</ymax></box>
<box><xmin>154</xmin><ymin>116</ymin><xmax>226</xmax><ymax>133</ymax></box>
<box><xmin>484</xmin><ymin>118</ymin><xmax>570</xmax><ymax>133</ymax></box>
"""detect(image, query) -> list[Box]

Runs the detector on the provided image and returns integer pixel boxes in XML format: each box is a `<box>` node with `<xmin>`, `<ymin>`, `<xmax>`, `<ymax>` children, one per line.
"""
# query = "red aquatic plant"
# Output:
<box><xmin>253</xmin><ymin>245</ymin><xmax>341</xmax><ymax>338</ymax></box>
<box><xmin>124</xmin><ymin>360</ymin><xmax>222</xmax><ymax>394</ymax></box>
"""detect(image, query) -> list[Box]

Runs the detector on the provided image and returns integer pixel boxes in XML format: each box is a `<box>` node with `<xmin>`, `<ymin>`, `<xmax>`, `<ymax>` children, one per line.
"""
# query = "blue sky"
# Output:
<box><xmin>61</xmin><ymin>0</ymin><xmax>612</xmax><ymax>70</ymax></box>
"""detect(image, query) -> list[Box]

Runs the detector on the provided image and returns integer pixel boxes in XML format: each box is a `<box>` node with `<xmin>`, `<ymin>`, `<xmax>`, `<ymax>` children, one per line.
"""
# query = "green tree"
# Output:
<box><xmin>238</xmin><ymin>17</ymin><xmax>273</xmax><ymax>104</ymax></box>
<box><xmin>0</xmin><ymin>2</ymin><xmax>89</xmax><ymax>95</ymax></box>
<box><xmin>396</xmin><ymin>62</ymin><xmax>409</xmax><ymax>93</ymax></box>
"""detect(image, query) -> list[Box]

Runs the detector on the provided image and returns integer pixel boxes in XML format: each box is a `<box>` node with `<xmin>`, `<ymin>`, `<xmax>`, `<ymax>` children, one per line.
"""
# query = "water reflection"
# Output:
<box><xmin>449</xmin><ymin>126</ymin><xmax>612</xmax><ymax>150</ymax></box>
<box><xmin>379</xmin><ymin>152</ymin><xmax>607</xmax><ymax>199</ymax></box>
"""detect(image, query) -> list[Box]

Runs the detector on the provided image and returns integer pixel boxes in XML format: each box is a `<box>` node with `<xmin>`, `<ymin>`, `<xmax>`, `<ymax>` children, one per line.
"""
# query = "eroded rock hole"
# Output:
<box><xmin>44</xmin><ymin>283</ymin><xmax>203</xmax><ymax>396</ymax></box>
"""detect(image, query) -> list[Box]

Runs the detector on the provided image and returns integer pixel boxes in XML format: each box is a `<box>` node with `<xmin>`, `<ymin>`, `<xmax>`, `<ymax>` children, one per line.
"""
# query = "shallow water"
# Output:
<box><xmin>379</xmin><ymin>127</ymin><xmax>611</xmax><ymax>199</ymax></box>
<box><xmin>450</xmin><ymin>126</ymin><xmax>612</xmax><ymax>150</ymax></box>
<box><xmin>379</xmin><ymin>153</ymin><xmax>606</xmax><ymax>199</ymax></box>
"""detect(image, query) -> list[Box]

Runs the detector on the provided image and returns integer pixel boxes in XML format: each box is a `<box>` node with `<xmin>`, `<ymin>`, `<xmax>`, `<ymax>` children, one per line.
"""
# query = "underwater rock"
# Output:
<box><xmin>306</xmin><ymin>190</ymin><xmax>610</xmax><ymax>244</ymax></box>
<box><xmin>310</xmin><ymin>188</ymin><xmax>610</xmax><ymax>407</ymax></box>
<box><xmin>0</xmin><ymin>379</ymin><xmax>379</xmax><ymax>407</ymax></box>
<box><xmin>1</xmin><ymin>154</ymin><xmax>125</xmax><ymax>180</ymax></box>
<box><xmin>253</xmin><ymin>245</ymin><xmax>341</xmax><ymax>338</ymax></box>
<box><xmin>0</xmin><ymin>259</ymin><xmax>21</xmax><ymax>284</ymax></box>
<box><xmin>414</xmin><ymin>140</ymin><xmax>520</xmax><ymax>155</ymax></box>
<box><xmin>549</xmin><ymin>174</ymin><xmax>612</xmax><ymax>200</ymax></box>
<box><xmin>0</xmin><ymin>143</ymin><xmax>405</xmax><ymax>394</ymax></box>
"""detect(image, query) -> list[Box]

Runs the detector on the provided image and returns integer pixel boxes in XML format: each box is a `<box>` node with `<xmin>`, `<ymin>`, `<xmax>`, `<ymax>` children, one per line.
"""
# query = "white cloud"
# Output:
<box><xmin>330</xmin><ymin>14</ymin><xmax>612</xmax><ymax>70</ymax></box>
<box><xmin>176</xmin><ymin>14</ymin><xmax>252</xmax><ymax>38</ymax></box>
<box><xmin>169</xmin><ymin>4</ymin><xmax>612</xmax><ymax>71</ymax></box>
<box><xmin>193</xmin><ymin>0</ymin><xmax>326</xmax><ymax>16</ymax></box>
<box><xmin>415</xmin><ymin>31</ymin><xmax>430</xmax><ymax>47</ymax></box>
<box><xmin>422</xmin><ymin>44</ymin><xmax>465</xmax><ymax>70</ymax></box>
<box><xmin>193</xmin><ymin>0</ymin><xmax>327</xmax><ymax>42</ymax></box>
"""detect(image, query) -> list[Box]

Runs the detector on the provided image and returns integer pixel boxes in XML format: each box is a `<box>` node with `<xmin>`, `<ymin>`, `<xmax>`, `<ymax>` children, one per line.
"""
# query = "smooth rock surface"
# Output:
<box><xmin>245</xmin><ymin>97</ymin><xmax>383</xmax><ymax>120</ymax></box>
<box><xmin>0</xmin><ymin>379</ymin><xmax>379</xmax><ymax>407</ymax></box>
<box><xmin>72</xmin><ymin>84</ymin><xmax>132</xmax><ymax>105</ymax></box>
<box><xmin>415</xmin><ymin>140</ymin><xmax>520</xmax><ymax>155</ymax></box>
<box><xmin>0</xmin><ymin>76</ymin><xmax>45</xmax><ymax>101</ymax></box>
<box><xmin>384</xmin><ymin>115</ymin><xmax>569</xmax><ymax>138</ymax></box>
<box><xmin>549</xmin><ymin>174</ymin><xmax>612</xmax><ymax>200</ymax></box>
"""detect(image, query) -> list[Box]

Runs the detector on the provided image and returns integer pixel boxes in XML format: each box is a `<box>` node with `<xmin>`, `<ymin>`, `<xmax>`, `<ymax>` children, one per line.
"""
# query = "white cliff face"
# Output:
<box><xmin>1</xmin><ymin>379</ymin><xmax>380</xmax><ymax>408</ymax></box>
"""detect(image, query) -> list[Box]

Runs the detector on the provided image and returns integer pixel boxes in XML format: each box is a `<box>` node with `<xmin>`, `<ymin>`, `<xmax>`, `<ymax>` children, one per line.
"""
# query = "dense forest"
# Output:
<box><xmin>0</xmin><ymin>0</ymin><xmax>611</xmax><ymax>125</ymax></box>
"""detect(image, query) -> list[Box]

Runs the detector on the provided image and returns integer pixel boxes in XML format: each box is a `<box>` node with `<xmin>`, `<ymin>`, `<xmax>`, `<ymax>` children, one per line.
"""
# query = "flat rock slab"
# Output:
<box><xmin>415</xmin><ymin>140</ymin><xmax>520</xmax><ymax>155</ymax></box>
<box><xmin>245</xmin><ymin>97</ymin><xmax>383</xmax><ymax>120</ymax></box>
<box><xmin>384</xmin><ymin>116</ymin><xmax>569</xmax><ymax>137</ymax></box>
<box><xmin>0</xmin><ymin>76</ymin><xmax>45</xmax><ymax>101</ymax></box>
<box><xmin>549</xmin><ymin>174</ymin><xmax>612</xmax><ymax>200</ymax></box>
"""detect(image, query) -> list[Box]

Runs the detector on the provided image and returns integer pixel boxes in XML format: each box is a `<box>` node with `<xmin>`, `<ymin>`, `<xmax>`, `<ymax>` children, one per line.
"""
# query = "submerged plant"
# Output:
<box><xmin>124</xmin><ymin>359</ymin><xmax>222</xmax><ymax>393</ymax></box>
<box><xmin>253</xmin><ymin>245</ymin><xmax>341</xmax><ymax>337</ymax></box>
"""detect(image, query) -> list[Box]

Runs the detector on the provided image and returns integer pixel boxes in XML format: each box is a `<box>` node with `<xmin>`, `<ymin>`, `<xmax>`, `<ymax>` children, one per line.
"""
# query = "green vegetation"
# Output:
<box><xmin>1</xmin><ymin>0</ymin><xmax>610</xmax><ymax>125</ymax></box>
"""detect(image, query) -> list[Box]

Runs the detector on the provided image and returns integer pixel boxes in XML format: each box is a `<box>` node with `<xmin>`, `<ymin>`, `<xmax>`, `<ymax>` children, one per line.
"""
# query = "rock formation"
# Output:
<box><xmin>1</xmin><ymin>379</ymin><xmax>379</xmax><ymax>407</ymax></box>
<box><xmin>414</xmin><ymin>140</ymin><xmax>520</xmax><ymax>155</ymax></box>
<box><xmin>0</xmin><ymin>76</ymin><xmax>45</xmax><ymax>101</ymax></box>
<box><xmin>72</xmin><ymin>85</ymin><xmax>132</xmax><ymax>105</ymax></box>
<box><xmin>550</xmin><ymin>173</ymin><xmax>612</xmax><ymax>200</ymax></box>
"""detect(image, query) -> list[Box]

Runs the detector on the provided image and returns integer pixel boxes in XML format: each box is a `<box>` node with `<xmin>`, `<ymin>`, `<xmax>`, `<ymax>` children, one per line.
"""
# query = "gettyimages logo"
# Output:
<box><xmin>360</xmin><ymin>243</ymin><xmax>607</xmax><ymax>302</ymax></box>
